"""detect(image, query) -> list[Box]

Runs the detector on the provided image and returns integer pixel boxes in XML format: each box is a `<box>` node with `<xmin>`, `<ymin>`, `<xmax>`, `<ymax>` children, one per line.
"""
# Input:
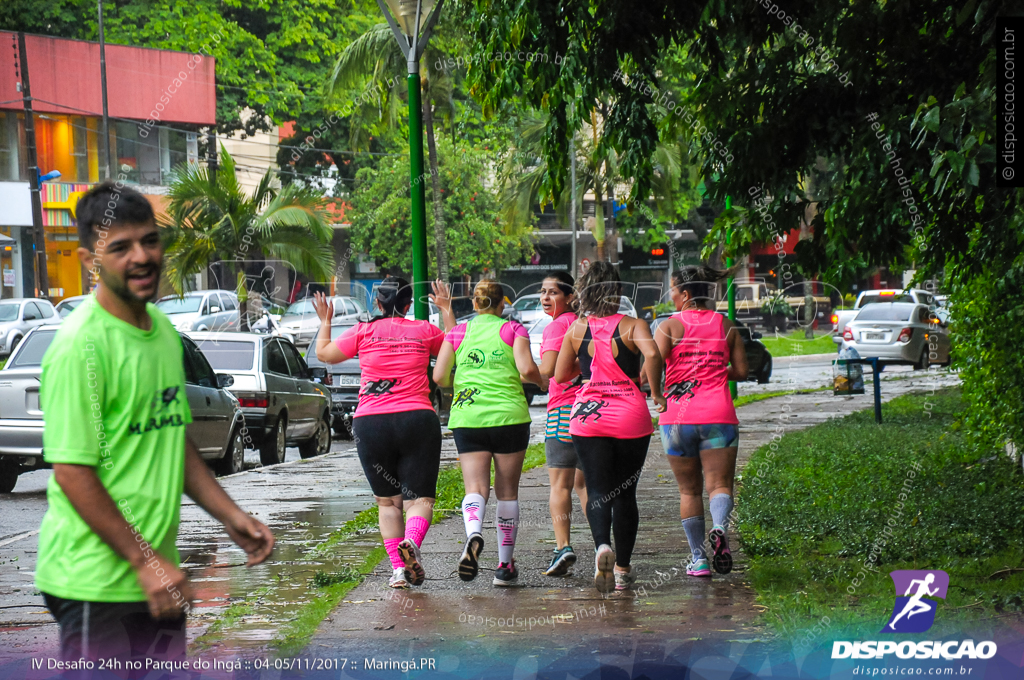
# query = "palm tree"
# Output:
<box><xmin>499</xmin><ymin>109</ymin><xmax>682</xmax><ymax>262</ymax></box>
<box><xmin>162</xmin><ymin>148</ymin><xmax>335</xmax><ymax>330</ymax></box>
<box><xmin>326</xmin><ymin>23</ymin><xmax>456</xmax><ymax>280</ymax></box>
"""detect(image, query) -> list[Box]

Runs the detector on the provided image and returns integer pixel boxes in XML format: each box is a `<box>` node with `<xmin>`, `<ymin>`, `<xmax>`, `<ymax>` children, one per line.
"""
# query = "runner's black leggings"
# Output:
<box><xmin>572</xmin><ymin>435</ymin><xmax>651</xmax><ymax>567</ymax></box>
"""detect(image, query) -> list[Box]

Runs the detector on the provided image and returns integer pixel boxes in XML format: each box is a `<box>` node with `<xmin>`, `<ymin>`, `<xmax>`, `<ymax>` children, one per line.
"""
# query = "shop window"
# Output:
<box><xmin>0</xmin><ymin>112</ymin><xmax>26</xmax><ymax>181</ymax></box>
<box><xmin>70</xmin><ymin>117</ymin><xmax>89</xmax><ymax>182</ymax></box>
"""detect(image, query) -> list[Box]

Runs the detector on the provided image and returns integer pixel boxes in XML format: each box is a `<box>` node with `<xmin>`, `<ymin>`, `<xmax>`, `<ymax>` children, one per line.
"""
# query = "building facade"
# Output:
<box><xmin>0</xmin><ymin>30</ymin><xmax>215</xmax><ymax>300</ymax></box>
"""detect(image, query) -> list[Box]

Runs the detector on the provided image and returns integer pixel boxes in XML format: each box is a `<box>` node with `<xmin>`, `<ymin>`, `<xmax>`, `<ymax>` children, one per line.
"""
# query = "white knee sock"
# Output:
<box><xmin>496</xmin><ymin>500</ymin><xmax>519</xmax><ymax>564</ymax></box>
<box><xmin>462</xmin><ymin>493</ymin><xmax>486</xmax><ymax>536</ymax></box>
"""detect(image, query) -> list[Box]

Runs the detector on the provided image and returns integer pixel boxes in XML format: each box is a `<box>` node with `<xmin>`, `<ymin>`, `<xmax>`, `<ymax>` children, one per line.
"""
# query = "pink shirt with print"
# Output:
<box><xmin>334</xmin><ymin>317</ymin><xmax>444</xmax><ymax>417</ymax></box>
<box><xmin>541</xmin><ymin>312</ymin><xmax>580</xmax><ymax>410</ymax></box>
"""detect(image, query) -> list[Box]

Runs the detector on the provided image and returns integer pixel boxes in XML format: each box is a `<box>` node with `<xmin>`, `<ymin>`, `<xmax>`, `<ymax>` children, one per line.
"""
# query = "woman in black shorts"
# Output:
<box><xmin>314</xmin><ymin>277</ymin><xmax>454</xmax><ymax>588</ymax></box>
<box><xmin>433</xmin><ymin>280</ymin><xmax>543</xmax><ymax>587</ymax></box>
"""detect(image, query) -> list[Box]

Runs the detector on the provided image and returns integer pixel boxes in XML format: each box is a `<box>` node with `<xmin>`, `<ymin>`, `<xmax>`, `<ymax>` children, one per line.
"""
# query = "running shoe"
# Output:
<box><xmin>458</xmin><ymin>533</ymin><xmax>485</xmax><ymax>582</ymax></box>
<box><xmin>614</xmin><ymin>567</ymin><xmax>634</xmax><ymax>591</ymax></box>
<box><xmin>493</xmin><ymin>560</ymin><xmax>519</xmax><ymax>586</ymax></box>
<box><xmin>398</xmin><ymin>538</ymin><xmax>425</xmax><ymax>586</ymax></box>
<box><xmin>709</xmin><ymin>527</ymin><xmax>733</xmax><ymax>575</ymax></box>
<box><xmin>594</xmin><ymin>544</ymin><xmax>615</xmax><ymax>593</ymax></box>
<box><xmin>543</xmin><ymin>546</ymin><xmax>577</xmax><ymax>577</ymax></box>
<box><xmin>388</xmin><ymin>567</ymin><xmax>410</xmax><ymax>589</ymax></box>
<box><xmin>686</xmin><ymin>558</ymin><xmax>712</xmax><ymax>577</ymax></box>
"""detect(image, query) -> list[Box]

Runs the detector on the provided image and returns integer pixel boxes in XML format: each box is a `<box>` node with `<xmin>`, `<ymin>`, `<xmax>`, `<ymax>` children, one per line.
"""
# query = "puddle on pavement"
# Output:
<box><xmin>180</xmin><ymin>485</ymin><xmax>379</xmax><ymax>655</ymax></box>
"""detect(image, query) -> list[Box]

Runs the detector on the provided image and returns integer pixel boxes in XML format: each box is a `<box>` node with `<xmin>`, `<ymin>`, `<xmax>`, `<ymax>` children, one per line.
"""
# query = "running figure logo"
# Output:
<box><xmin>361</xmin><ymin>378</ymin><xmax>399</xmax><ymax>396</ymax></box>
<box><xmin>150</xmin><ymin>386</ymin><xmax>181</xmax><ymax>414</ymax></box>
<box><xmin>665</xmin><ymin>380</ymin><xmax>701</xmax><ymax>401</ymax></box>
<box><xmin>466</xmin><ymin>349</ymin><xmax>486</xmax><ymax>366</ymax></box>
<box><xmin>453</xmin><ymin>387</ymin><xmax>481</xmax><ymax>409</ymax></box>
<box><xmin>882</xmin><ymin>570</ymin><xmax>948</xmax><ymax>633</ymax></box>
<box><xmin>571</xmin><ymin>399</ymin><xmax>608</xmax><ymax>423</ymax></box>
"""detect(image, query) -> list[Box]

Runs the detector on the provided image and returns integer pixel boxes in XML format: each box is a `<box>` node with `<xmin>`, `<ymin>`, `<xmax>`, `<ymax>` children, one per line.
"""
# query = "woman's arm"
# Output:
<box><xmin>312</xmin><ymin>292</ymin><xmax>352</xmax><ymax>363</ymax></box>
<box><xmin>654</xmin><ymin>318</ymin><xmax>682</xmax><ymax>360</ymax></box>
<box><xmin>433</xmin><ymin>341</ymin><xmax>456</xmax><ymax>387</ymax></box>
<box><xmin>724</xmin><ymin>319</ymin><xmax>749</xmax><ymax>381</ymax></box>
<box><xmin>630</xmin><ymin>319</ymin><xmax>667</xmax><ymax>412</ymax></box>
<box><xmin>554</xmin><ymin>319</ymin><xmax>585</xmax><ymax>384</ymax></box>
<box><xmin>513</xmin><ymin>336</ymin><xmax>543</xmax><ymax>386</ymax></box>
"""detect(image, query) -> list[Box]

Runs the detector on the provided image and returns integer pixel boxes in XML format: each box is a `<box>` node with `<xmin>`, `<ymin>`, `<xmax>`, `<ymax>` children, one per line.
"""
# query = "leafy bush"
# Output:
<box><xmin>760</xmin><ymin>295</ymin><xmax>794</xmax><ymax>317</ymax></box>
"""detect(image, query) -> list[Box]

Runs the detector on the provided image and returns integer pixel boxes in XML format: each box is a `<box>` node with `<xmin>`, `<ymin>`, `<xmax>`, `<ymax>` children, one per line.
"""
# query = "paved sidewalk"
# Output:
<box><xmin>310</xmin><ymin>370</ymin><xmax>959</xmax><ymax>669</ymax></box>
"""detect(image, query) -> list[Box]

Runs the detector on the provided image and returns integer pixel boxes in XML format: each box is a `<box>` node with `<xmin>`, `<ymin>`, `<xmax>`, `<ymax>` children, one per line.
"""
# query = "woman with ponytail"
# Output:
<box><xmin>313</xmin><ymin>278</ymin><xmax>455</xmax><ymax>589</ymax></box>
<box><xmin>654</xmin><ymin>265</ymin><xmax>747</xmax><ymax>578</ymax></box>
<box><xmin>432</xmin><ymin>280</ymin><xmax>544</xmax><ymax>587</ymax></box>
<box><xmin>554</xmin><ymin>261</ymin><xmax>666</xmax><ymax>593</ymax></box>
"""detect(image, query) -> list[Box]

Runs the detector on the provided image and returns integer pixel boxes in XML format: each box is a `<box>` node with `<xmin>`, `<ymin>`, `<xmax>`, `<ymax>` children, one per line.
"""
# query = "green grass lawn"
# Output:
<box><xmin>738</xmin><ymin>388</ymin><xmax>1024</xmax><ymax>646</ymax></box>
<box><xmin>759</xmin><ymin>329</ymin><xmax>837</xmax><ymax>357</ymax></box>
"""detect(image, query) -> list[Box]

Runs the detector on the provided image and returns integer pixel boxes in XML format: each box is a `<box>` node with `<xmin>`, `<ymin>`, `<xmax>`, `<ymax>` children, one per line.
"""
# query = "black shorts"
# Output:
<box><xmin>452</xmin><ymin>422</ymin><xmax>531</xmax><ymax>455</ymax></box>
<box><xmin>353</xmin><ymin>409</ymin><xmax>441</xmax><ymax>500</ymax></box>
<box><xmin>43</xmin><ymin>593</ymin><xmax>186</xmax><ymax>669</ymax></box>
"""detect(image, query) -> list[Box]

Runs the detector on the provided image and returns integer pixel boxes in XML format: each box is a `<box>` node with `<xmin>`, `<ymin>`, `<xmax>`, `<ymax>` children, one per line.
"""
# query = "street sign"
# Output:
<box><xmin>580</xmin><ymin>258</ymin><xmax>591</xmax><ymax>273</ymax></box>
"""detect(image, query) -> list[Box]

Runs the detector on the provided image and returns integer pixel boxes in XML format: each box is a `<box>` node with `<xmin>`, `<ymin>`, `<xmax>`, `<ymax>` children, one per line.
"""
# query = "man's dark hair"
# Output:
<box><xmin>75</xmin><ymin>181</ymin><xmax>155</xmax><ymax>250</ymax></box>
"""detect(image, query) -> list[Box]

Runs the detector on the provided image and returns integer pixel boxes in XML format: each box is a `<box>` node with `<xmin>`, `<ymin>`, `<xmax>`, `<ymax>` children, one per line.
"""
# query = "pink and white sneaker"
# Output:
<box><xmin>709</xmin><ymin>528</ymin><xmax>733</xmax><ymax>574</ymax></box>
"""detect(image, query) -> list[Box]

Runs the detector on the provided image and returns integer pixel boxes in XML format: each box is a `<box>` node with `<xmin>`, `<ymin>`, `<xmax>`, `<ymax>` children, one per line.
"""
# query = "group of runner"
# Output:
<box><xmin>312</xmin><ymin>260</ymin><xmax>748</xmax><ymax>593</ymax></box>
<box><xmin>34</xmin><ymin>181</ymin><xmax>748</xmax><ymax>668</ymax></box>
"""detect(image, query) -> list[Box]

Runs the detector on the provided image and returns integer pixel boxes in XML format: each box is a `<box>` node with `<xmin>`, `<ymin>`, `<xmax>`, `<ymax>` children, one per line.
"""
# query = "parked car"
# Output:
<box><xmin>156</xmin><ymin>290</ymin><xmax>239</xmax><ymax>332</ymax></box>
<box><xmin>404</xmin><ymin>301</ymin><xmax>442</xmax><ymax>328</ymax></box>
<box><xmin>0</xmin><ymin>326</ymin><xmax>247</xmax><ymax>493</ymax></box>
<box><xmin>54</xmin><ymin>295</ymin><xmax>88</xmax><ymax>318</ymax></box>
<box><xmin>840</xmin><ymin>302</ymin><xmax>950</xmax><ymax>369</ymax></box>
<box><xmin>832</xmin><ymin>289</ymin><xmax>937</xmax><ymax>346</ymax></box>
<box><xmin>303</xmin><ymin>322</ymin><xmax>452</xmax><ymax>438</ymax></box>
<box><xmin>278</xmin><ymin>296</ymin><xmax>369</xmax><ymax>347</ymax></box>
<box><xmin>0</xmin><ymin>298</ymin><xmax>61</xmax><ymax>357</ymax></box>
<box><xmin>510</xmin><ymin>294</ymin><xmax>547</xmax><ymax>325</ymax></box>
<box><xmin>649</xmin><ymin>313</ymin><xmax>773</xmax><ymax>384</ymax></box>
<box><xmin>186</xmin><ymin>332</ymin><xmax>332</xmax><ymax>465</ymax></box>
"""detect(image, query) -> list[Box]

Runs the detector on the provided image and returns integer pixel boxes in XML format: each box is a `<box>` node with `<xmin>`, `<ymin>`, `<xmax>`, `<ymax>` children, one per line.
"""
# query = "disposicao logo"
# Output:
<box><xmin>883</xmin><ymin>569</ymin><xmax>948</xmax><ymax>633</ymax></box>
<box><xmin>831</xmin><ymin>570</ymin><xmax>998</xmax><ymax>661</ymax></box>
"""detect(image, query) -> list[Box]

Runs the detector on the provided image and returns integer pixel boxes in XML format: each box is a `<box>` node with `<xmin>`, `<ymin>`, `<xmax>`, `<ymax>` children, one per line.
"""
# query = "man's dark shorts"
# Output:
<box><xmin>44</xmin><ymin>593</ymin><xmax>186</xmax><ymax>673</ymax></box>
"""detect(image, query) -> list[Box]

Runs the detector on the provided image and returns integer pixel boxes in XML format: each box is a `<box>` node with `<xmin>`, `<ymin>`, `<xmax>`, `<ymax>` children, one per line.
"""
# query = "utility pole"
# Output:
<box><xmin>725</xmin><ymin>194</ymin><xmax>736</xmax><ymax>399</ymax></box>
<box><xmin>569</xmin><ymin>138</ymin><xmax>577</xmax><ymax>277</ymax></box>
<box><xmin>97</xmin><ymin>0</ymin><xmax>112</xmax><ymax>180</ymax></box>
<box><xmin>17</xmin><ymin>33</ymin><xmax>49</xmax><ymax>299</ymax></box>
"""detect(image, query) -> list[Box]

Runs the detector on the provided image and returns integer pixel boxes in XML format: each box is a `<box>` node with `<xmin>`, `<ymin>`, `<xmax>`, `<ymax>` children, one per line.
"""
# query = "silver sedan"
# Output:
<box><xmin>840</xmin><ymin>302</ymin><xmax>951</xmax><ymax>369</ymax></box>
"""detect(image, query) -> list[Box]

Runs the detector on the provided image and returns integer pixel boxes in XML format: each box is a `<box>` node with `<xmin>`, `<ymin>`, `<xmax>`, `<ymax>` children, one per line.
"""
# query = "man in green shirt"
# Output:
<box><xmin>36</xmin><ymin>179</ymin><xmax>275</xmax><ymax>663</ymax></box>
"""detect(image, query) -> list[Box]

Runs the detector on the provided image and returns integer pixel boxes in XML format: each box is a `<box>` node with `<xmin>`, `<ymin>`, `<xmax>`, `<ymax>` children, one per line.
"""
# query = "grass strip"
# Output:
<box><xmin>758</xmin><ymin>330</ymin><xmax>837</xmax><ymax>357</ymax></box>
<box><xmin>272</xmin><ymin>441</ymin><xmax>547</xmax><ymax>654</ymax></box>
<box><xmin>738</xmin><ymin>388</ymin><xmax>1024</xmax><ymax>646</ymax></box>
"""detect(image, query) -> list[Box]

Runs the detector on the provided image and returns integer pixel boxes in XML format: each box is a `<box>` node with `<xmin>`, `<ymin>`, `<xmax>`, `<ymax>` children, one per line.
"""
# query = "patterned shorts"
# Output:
<box><xmin>545</xmin><ymin>404</ymin><xmax>573</xmax><ymax>443</ymax></box>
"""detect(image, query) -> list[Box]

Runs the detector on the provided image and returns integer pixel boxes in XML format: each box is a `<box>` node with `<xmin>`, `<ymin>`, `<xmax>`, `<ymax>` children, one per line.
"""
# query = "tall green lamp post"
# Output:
<box><xmin>725</xmin><ymin>194</ymin><xmax>737</xmax><ymax>399</ymax></box>
<box><xmin>377</xmin><ymin>0</ymin><xmax>444</xmax><ymax>320</ymax></box>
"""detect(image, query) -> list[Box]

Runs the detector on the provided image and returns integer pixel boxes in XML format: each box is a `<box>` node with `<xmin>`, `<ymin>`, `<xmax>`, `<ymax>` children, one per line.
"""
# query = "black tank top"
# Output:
<box><xmin>577</xmin><ymin>318</ymin><xmax>642</xmax><ymax>380</ymax></box>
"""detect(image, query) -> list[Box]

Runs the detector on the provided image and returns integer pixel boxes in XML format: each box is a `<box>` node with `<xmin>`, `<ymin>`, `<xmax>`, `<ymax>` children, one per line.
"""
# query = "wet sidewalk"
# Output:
<box><xmin>309</xmin><ymin>369</ymin><xmax>960</xmax><ymax>669</ymax></box>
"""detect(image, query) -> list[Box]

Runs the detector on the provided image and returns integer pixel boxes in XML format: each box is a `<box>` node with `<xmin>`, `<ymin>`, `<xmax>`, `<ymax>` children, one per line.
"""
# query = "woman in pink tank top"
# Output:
<box><xmin>654</xmin><ymin>266</ymin><xmax>748</xmax><ymax>579</ymax></box>
<box><xmin>554</xmin><ymin>262</ymin><xmax>665</xmax><ymax>593</ymax></box>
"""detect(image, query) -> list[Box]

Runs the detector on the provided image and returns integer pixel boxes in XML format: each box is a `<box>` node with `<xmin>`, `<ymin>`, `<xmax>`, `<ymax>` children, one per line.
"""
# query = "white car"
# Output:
<box><xmin>156</xmin><ymin>290</ymin><xmax>239</xmax><ymax>332</ymax></box>
<box><xmin>527</xmin><ymin>316</ymin><xmax>552</xmax><ymax>363</ymax></box>
<box><xmin>511</xmin><ymin>294</ymin><xmax>547</xmax><ymax>325</ymax></box>
<box><xmin>840</xmin><ymin>302</ymin><xmax>950</xmax><ymax>369</ymax></box>
<box><xmin>278</xmin><ymin>296</ymin><xmax>369</xmax><ymax>347</ymax></box>
<box><xmin>0</xmin><ymin>298</ymin><xmax>61</xmax><ymax>356</ymax></box>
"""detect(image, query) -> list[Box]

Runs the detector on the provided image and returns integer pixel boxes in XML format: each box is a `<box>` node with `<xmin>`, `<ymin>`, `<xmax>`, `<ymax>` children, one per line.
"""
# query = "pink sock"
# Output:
<box><xmin>405</xmin><ymin>516</ymin><xmax>430</xmax><ymax>548</ymax></box>
<box><xmin>384</xmin><ymin>537</ymin><xmax>403</xmax><ymax>569</ymax></box>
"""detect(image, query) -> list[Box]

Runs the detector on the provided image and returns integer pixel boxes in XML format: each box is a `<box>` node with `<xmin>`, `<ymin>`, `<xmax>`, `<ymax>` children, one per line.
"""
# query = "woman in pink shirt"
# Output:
<box><xmin>654</xmin><ymin>266</ymin><xmax>747</xmax><ymax>578</ymax></box>
<box><xmin>554</xmin><ymin>262</ymin><xmax>666</xmax><ymax>593</ymax></box>
<box><xmin>313</xmin><ymin>277</ymin><xmax>455</xmax><ymax>589</ymax></box>
<box><xmin>536</xmin><ymin>271</ymin><xmax>588</xmax><ymax>577</ymax></box>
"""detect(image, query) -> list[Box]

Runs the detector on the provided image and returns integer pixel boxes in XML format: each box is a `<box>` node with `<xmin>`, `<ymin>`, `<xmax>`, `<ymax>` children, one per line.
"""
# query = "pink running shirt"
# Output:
<box><xmin>334</xmin><ymin>317</ymin><xmax>444</xmax><ymax>417</ymax></box>
<box><xmin>660</xmin><ymin>309</ymin><xmax>738</xmax><ymax>425</ymax></box>
<box><xmin>541</xmin><ymin>312</ymin><xmax>581</xmax><ymax>410</ymax></box>
<box><xmin>568</xmin><ymin>314</ymin><xmax>653</xmax><ymax>439</ymax></box>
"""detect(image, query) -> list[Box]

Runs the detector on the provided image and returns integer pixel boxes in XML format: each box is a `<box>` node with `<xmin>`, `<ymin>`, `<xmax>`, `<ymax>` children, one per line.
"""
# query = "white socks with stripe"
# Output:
<box><xmin>461</xmin><ymin>493</ymin><xmax>486</xmax><ymax>537</ymax></box>
<box><xmin>496</xmin><ymin>500</ymin><xmax>519</xmax><ymax>564</ymax></box>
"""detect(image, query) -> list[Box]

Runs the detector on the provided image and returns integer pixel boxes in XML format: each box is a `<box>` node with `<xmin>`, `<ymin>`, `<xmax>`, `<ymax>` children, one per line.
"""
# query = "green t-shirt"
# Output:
<box><xmin>35</xmin><ymin>295</ymin><xmax>192</xmax><ymax>602</ymax></box>
<box><xmin>448</xmin><ymin>314</ymin><xmax>531</xmax><ymax>429</ymax></box>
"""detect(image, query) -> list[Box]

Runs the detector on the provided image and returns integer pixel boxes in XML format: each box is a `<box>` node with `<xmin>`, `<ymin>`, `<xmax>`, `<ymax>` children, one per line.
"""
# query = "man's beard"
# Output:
<box><xmin>97</xmin><ymin>262</ymin><xmax>163</xmax><ymax>305</ymax></box>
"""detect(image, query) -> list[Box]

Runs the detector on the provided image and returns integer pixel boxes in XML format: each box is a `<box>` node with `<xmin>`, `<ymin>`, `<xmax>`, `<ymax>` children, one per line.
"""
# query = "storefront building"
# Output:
<box><xmin>0</xmin><ymin>31</ymin><xmax>214</xmax><ymax>300</ymax></box>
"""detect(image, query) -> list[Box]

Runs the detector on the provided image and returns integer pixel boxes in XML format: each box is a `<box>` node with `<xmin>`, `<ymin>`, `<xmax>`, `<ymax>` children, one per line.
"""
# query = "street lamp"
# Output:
<box><xmin>376</xmin><ymin>0</ymin><xmax>444</xmax><ymax>320</ymax></box>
